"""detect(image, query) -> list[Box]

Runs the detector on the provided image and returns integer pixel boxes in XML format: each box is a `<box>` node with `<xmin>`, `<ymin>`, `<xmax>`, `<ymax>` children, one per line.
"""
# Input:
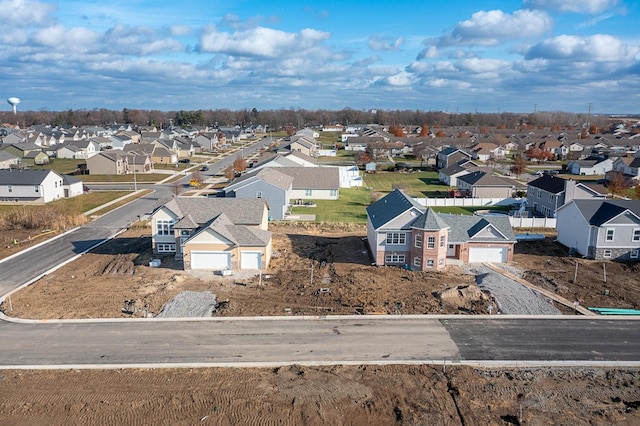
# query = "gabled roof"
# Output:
<box><xmin>226</xmin><ymin>167</ymin><xmax>293</xmax><ymax>192</ymax></box>
<box><xmin>0</xmin><ymin>169</ymin><xmax>60</xmax><ymax>185</ymax></box>
<box><xmin>366</xmin><ymin>189</ymin><xmax>424</xmax><ymax>230</ymax></box>
<box><xmin>457</xmin><ymin>171</ymin><xmax>515</xmax><ymax>187</ymax></box>
<box><xmin>273</xmin><ymin>167</ymin><xmax>339</xmax><ymax>189</ymax></box>
<box><xmin>560</xmin><ymin>199</ymin><xmax>640</xmax><ymax>226</ymax></box>
<box><xmin>528</xmin><ymin>175</ymin><xmax>566</xmax><ymax>194</ymax></box>
<box><xmin>160</xmin><ymin>197</ymin><xmax>267</xmax><ymax>226</ymax></box>
<box><xmin>439</xmin><ymin>213</ymin><xmax>516</xmax><ymax>243</ymax></box>
<box><xmin>187</xmin><ymin>212</ymin><xmax>271</xmax><ymax>247</ymax></box>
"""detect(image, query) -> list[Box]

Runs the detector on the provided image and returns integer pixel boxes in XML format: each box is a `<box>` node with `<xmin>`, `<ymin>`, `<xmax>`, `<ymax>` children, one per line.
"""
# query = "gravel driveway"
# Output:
<box><xmin>465</xmin><ymin>264</ymin><xmax>562</xmax><ymax>315</ymax></box>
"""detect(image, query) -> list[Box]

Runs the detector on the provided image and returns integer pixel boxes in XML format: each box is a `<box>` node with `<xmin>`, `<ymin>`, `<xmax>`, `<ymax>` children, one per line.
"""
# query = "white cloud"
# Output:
<box><xmin>433</xmin><ymin>9</ymin><xmax>552</xmax><ymax>47</ymax></box>
<box><xmin>368</xmin><ymin>35</ymin><xmax>404</xmax><ymax>51</ymax></box>
<box><xmin>33</xmin><ymin>25</ymin><xmax>99</xmax><ymax>50</ymax></box>
<box><xmin>199</xmin><ymin>26</ymin><xmax>331</xmax><ymax>58</ymax></box>
<box><xmin>417</xmin><ymin>46</ymin><xmax>438</xmax><ymax>60</ymax></box>
<box><xmin>524</xmin><ymin>0</ymin><xmax>618</xmax><ymax>14</ymax></box>
<box><xmin>525</xmin><ymin>34</ymin><xmax>638</xmax><ymax>62</ymax></box>
<box><xmin>0</xmin><ymin>0</ymin><xmax>56</xmax><ymax>26</ymax></box>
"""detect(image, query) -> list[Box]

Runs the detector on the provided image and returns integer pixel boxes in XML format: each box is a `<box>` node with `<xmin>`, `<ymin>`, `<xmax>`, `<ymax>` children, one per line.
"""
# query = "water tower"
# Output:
<box><xmin>7</xmin><ymin>97</ymin><xmax>20</xmax><ymax>114</ymax></box>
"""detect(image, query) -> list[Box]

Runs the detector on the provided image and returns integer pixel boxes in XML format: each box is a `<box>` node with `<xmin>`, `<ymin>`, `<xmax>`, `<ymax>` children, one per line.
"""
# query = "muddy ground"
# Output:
<box><xmin>0</xmin><ymin>365</ymin><xmax>638</xmax><ymax>425</ymax></box>
<box><xmin>2</xmin><ymin>224</ymin><xmax>639</xmax><ymax>425</ymax></box>
<box><xmin>3</xmin><ymin>223</ymin><xmax>640</xmax><ymax>320</ymax></box>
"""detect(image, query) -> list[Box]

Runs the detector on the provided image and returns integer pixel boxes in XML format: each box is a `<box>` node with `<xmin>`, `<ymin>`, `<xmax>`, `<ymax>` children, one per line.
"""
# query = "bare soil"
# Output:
<box><xmin>2</xmin><ymin>224</ymin><xmax>639</xmax><ymax>425</ymax></box>
<box><xmin>0</xmin><ymin>365</ymin><xmax>637</xmax><ymax>425</ymax></box>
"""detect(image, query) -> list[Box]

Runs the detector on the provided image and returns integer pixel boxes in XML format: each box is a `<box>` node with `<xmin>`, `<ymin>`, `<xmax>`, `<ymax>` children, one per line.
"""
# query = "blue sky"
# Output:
<box><xmin>2</xmin><ymin>0</ymin><xmax>639</xmax><ymax>114</ymax></box>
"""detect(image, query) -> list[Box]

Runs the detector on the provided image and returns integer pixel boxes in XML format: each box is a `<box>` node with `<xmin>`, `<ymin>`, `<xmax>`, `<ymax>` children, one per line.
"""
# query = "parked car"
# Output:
<box><xmin>179</xmin><ymin>158</ymin><xmax>190</xmax><ymax>164</ymax></box>
<box><xmin>200</xmin><ymin>165</ymin><xmax>209</xmax><ymax>172</ymax></box>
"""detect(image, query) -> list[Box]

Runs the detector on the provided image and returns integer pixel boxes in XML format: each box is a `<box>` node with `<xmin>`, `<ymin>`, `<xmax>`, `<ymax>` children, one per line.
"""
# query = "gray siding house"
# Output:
<box><xmin>527</xmin><ymin>175</ymin><xmax>606</xmax><ymax>217</ymax></box>
<box><xmin>224</xmin><ymin>168</ymin><xmax>294</xmax><ymax>220</ymax></box>
<box><xmin>556</xmin><ymin>199</ymin><xmax>640</xmax><ymax>260</ymax></box>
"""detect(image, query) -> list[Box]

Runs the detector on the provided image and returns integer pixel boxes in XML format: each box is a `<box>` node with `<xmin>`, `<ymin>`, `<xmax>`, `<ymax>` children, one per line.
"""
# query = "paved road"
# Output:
<box><xmin>0</xmin><ymin>316</ymin><xmax>638</xmax><ymax>368</ymax></box>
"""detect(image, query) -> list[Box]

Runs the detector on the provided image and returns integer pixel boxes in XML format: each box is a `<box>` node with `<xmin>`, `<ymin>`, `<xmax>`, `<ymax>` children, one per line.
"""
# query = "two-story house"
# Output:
<box><xmin>556</xmin><ymin>199</ymin><xmax>640</xmax><ymax>260</ymax></box>
<box><xmin>526</xmin><ymin>175</ymin><xmax>606</xmax><ymax>217</ymax></box>
<box><xmin>366</xmin><ymin>189</ymin><xmax>517</xmax><ymax>270</ymax></box>
<box><xmin>151</xmin><ymin>197</ymin><xmax>272</xmax><ymax>271</ymax></box>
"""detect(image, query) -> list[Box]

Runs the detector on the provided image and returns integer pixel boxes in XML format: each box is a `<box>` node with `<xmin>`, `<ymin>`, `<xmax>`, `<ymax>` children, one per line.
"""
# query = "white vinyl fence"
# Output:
<box><xmin>509</xmin><ymin>217</ymin><xmax>556</xmax><ymax>228</ymax></box>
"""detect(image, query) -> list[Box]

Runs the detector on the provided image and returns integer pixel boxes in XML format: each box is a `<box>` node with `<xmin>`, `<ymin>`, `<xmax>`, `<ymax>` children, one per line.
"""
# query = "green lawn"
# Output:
<box><xmin>0</xmin><ymin>191</ymin><xmax>132</xmax><ymax>215</ymax></box>
<box><xmin>363</xmin><ymin>171</ymin><xmax>451</xmax><ymax>197</ymax></box>
<box><xmin>289</xmin><ymin>187</ymin><xmax>372</xmax><ymax>223</ymax></box>
<box><xmin>80</xmin><ymin>173</ymin><xmax>171</xmax><ymax>183</ymax></box>
<box><xmin>32</xmin><ymin>159</ymin><xmax>80</xmax><ymax>174</ymax></box>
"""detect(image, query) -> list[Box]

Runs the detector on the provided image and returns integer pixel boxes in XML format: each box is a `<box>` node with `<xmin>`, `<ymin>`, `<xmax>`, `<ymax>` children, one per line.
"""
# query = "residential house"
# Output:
<box><xmin>274</xmin><ymin>167</ymin><xmax>340</xmax><ymax>200</ymax></box>
<box><xmin>438</xmin><ymin>163</ymin><xmax>471</xmax><ymax>187</ymax></box>
<box><xmin>0</xmin><ymin>150</ymin><xmax>18</xmax><ymax>169</ymax></box>
<box><xmin>150</xmin><ymin>197</ymin><xmax>272</xmax><ymax>271</ymax></box>
<box><xmin>610</xmin><ymin>156</ymin><xmax>640</xmax><ymax>181</ymax></box>
<box><xmin>86</xmin><ymin>150</ymin><xmax>128</xmax><ymax>175</ymax></box>
<box><xmin>437</xmin><ymin>147</ymin><xmax>472</xmax><ymax>169</ymax></box>
<box><xmin>366</xmin><ymin>189</ymin><xmax>517</xmax><ymax>270</ymax></box>
<box><xmin>55</xmin><ymin>139</ymin><xmax>101</xmax><ymax>160</ymax></box>
<box><xmin>62</xmin><ymin>174</ymin><xmax>85</xmax><ymax>198</ymax></box>
<box><xmin>116</xmin><ymin>130</ymin><xmax>141</xmax><ymax>144</ymax></box>
<box><xmin>22</xmin><ymin>150</ymin><xmax>50</xmax><ymax>166</ymax></box>
<box><xmin>0</xmin><ymin>169</ymin><xmax>67</xmax><ymax>203</ymax></box>
<box><xmin>456</xmin><ymin>171</ymin><xmax>516</xmax><ymax>198</ymax></box>
<box><xmin>567</xmin><ymin>158</ymin><xmax>613</xmax><ymax>175</ymax></box>
<box><xmin>527</xmin><ymin>175</ymin><xmax>607</xmax><ymax>218</ymax></box>
<box><xmin>195</xmin><ymin>132</ymin><xmax>221</xmax><ymax>152</ymax></box>
<box><xmin>0</xmin><ymin>142</ymin><xmax>44</xmax><ymax>164</ymax></box>
<box><xmin>556</xmin><ymin>199</ymin><xmax>640</xmax><ymax>261</ymax></box>
<box><xmin>224</xmin><ymin>168</ymin><xmax>294</xmax><ymax>220</ymax></box>
<box><xmin>471</xmin><ymin>142</ymin><xmax>499</xmax><ymax>161</ymax></box>
<box><xmin>124</xmin><ymin>143</ymin><xmax>176</xmax><ymax>165</ymax></box>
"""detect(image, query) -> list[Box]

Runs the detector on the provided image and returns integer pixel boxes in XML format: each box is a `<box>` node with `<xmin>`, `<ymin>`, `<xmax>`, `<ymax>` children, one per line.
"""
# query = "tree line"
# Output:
<box><xmin>1</xmin><ymin>106</ymin><xmax>617</xmax><ymax>131</ymax></box>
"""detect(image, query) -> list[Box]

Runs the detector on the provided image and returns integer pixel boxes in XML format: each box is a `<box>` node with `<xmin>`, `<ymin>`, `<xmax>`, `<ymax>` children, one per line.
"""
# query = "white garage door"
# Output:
<box><xmin>468</xmin><ymin>247</ymin><xmax>507</xmax><ymax>263</ymax></box>
<box><xmin>241</xmin><ymin>251</ymin><xmax>262</xmax><ymax>270</ymax></box>
<box><xmin>190</xmin><ymin>251</ymin><xmax>230</xmax><ymax>270</ymax></box>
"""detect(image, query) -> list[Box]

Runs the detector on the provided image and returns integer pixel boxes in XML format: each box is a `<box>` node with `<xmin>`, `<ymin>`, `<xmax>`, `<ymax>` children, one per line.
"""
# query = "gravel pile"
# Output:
<box><xmin>465</xmin><ymin>264</ymin><xmax>562</xmax><ymax>315</ymax></box>
<box><xmin>155</xmin><ymin>291</ymin><xmax>218</xmax><ymax>318</ymax></box>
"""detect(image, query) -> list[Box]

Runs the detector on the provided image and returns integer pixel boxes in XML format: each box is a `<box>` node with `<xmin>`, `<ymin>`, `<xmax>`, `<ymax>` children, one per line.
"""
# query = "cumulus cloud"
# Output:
<box><xmin>525</xmin><ymin>34</ymin><xmax>638</xmax><ymax>62</ymax></box>
<box><xmin>0</xmin><ymin>0</ymin><xmax>56</xmax><ymax>26</ymax></box>
<box><xmin>368</xmin><ymin>35</ymin><xmax>404</xmax><ymax>51</ymax></box>
<box><xmin>433</xmin><ymin>9</ymin><xmax>552</xmax><ymax>47</ymax></box>
<box><xmin>198</xmin><ymin>26</ymin><xmax>330</xmax><ymax>58</ymax></box>
<box><xmin>523</xmin><ymin>0</ymin><xmax>618</xmax><ymax>14</ymax></box>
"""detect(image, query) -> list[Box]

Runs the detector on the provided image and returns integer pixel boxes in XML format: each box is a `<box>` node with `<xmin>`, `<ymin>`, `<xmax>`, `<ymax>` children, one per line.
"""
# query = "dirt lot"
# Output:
<box><xmin>0</xmin><ymin>365</ymin><xmax>638</xmax><ymax>425</ymax></box>
<box><xmin>2</xmin><ymin>223</ymin><xmax>494</xmax><ymax>319</ymax></box>
<box><xmin>3</xmin><ymin>223</ymin><xmax>640</xmax><ymax>320</ymax></box>
<box><xmin>1</xmin><ymin>224</ymin><xmax>639</xmax><ymax>425</ymax></box>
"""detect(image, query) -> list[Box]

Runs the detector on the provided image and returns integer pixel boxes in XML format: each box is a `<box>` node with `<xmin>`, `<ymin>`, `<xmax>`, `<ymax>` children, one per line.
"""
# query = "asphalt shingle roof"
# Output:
<box><xmin>570</xmin><ymin>199</ymin><xmax>640</xmax><ymax>226</ymax></box>
<box><xmin>528</xmin><ymin>175</ymin><xmax>566</xmax><ymax>194</ymax></box>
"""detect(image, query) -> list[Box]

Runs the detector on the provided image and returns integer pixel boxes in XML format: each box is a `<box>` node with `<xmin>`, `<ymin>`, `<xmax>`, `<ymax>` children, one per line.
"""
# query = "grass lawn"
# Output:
<box><xmin>363</xmin><ymin>171</ymin><xmax>451</xmax><ymax>197</ymax></box>
<box><xmin>32</xmin><ymin>159</ymin><xmax>80</xmax><ymax>174</ymax></box>
<box><xmin>81</xmin><ymin>173</ymin><xmax>171</xmax><ymax>183</ymax></box>
<box><xmin>289</xmin><ymin>187</ymin><xmax>371</xmax><ymax>223</ymax></box>
<box><xmin>0</xmin><ymin>191</ymin><xmax>132</xmax><ymax>215</ymax></box>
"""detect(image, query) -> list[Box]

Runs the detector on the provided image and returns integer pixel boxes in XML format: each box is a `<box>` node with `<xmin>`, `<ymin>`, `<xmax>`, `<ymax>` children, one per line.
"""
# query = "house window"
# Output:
<box><xmin>180</xmin><ymin>230</ymin><xmax>190</xmax><ymax>236</ymax></box>
<box><xmin>605</xmin><ymin>228</ymin><xmax>614</xmax><ymax>241</ymax></box>
<box><xmin>34</xmin><ymin>185</ymin><xmax>39</xmax><ymax>193</ymax></box>
<box><xmin>413</xmin><ymin>256</ymin><xmax>421</xmax><ymax>267</ymax></box>
<box><xmin>427</xmin><ymin>236</ymin><xmax>436</xmax><ymax>249</ymax></box>
<box><xmin>603</xmin><ymin>249</ymin><xmax>612</xmax><ymax>259</ymax></box>
<box><xmin>157</xmin><ymin>219</ymin><xmax>174</xmax><ymax>236</ymax></box>
<box><xmin>256</xmin><ymin>191</ymin><xmax>262</xmax><ymax>198</ymax></box>
<box><xmin>630</xmin><ymin>250</ymin><xmax>639</xmax><ymax>259</ymax></box>
<box><xmin>305</xmin><ymin>189</ymin><xmax>312</xmax><ymax>196</ymax></box>
<box><xmin>414</xmin><ymin>234</ymin><xmax>422</xmax><ymax>248</ymax></box>
<box><xmin>157</xmin><ymin>243</ymin><xmax>176</xmax><ymax>252</ymax></box>
<box><xmin>426</xmin><ymin>259</ymin><xmax>434</xmax><ymax>268</ymax></box>
<box><xmin>385</xmin><ymin>254</ymin><xmax>405</xmax><ymax>263</ymax></box>
<box><xmin>548</xmin><ymin>194</ymin><xmax>553</xmax><ymax>203</ymax></box>
<box><xmin>440</xmin><ymin>235</ymin><xmax>446</xmax><ymax>247</ymax></box>
<box><xmin>330</xmin><ymin>189</ymin><xmax>338</xmax><ymax>197</ymax></box>
<box><xmin>7</xmin><ymin>185</ymin><xmax>12</xmax><ymax>193</ymax></box>
<box><xmin>386</xmin><ymin>233</ymin><xmax>406</xmax><ymax>245</ymax></box>
<box><xmin>438</xmin><ymin>258</ymin><xmax>444</xmax><ymax>266</ymax></box>
<box><xmin>537</xmin><ymin>190</ymin><xmax>542</xmax><ymax>198</ymax></box>
<box><xmin>633</xmin><ymin>229</ymin><xmax>640</xmax><ymax>242</ymax></box>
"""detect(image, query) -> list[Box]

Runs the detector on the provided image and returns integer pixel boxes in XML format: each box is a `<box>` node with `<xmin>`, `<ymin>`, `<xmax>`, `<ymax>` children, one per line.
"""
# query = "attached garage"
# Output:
<box><xmin>190</xmin><ymin>251</ymin><xmax>231</xmax><ymax>270</ymax></box>
<box><xmin>468</xmin><ymin>247</ymin><xmax>507</xmax><ymax>263</ymax></box>
<box><xmin>240</xmin><ymin>251</ymin><xmax>262</xmax><ymax>270</ymax></box>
